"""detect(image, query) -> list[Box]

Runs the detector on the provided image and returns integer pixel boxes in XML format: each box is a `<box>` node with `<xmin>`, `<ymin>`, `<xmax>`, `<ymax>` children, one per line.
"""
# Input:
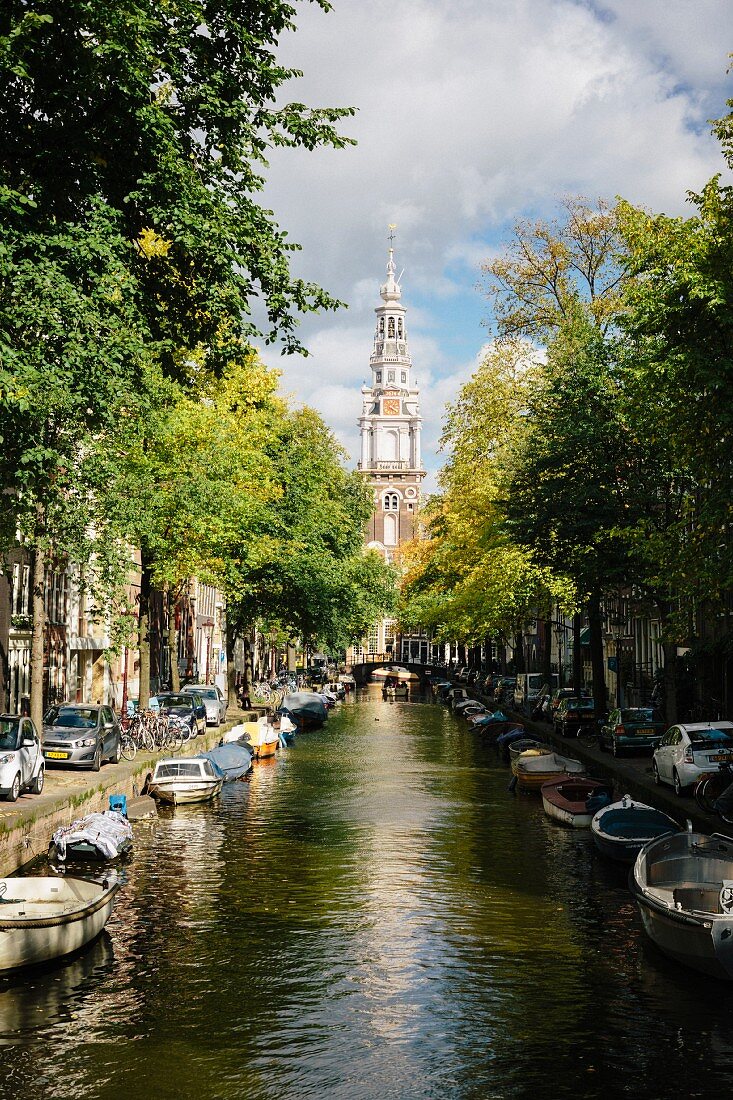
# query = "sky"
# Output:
<box><xmin>256</xmin><ymin>0</ymin><xmax>732</xmax><ymax>490</ymax></box>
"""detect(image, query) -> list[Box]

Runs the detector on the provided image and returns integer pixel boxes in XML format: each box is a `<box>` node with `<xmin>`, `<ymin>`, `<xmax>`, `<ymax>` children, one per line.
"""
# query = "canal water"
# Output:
<box><xmin>2</xmin><ymin>689</ymin><xmax>733</xmax><ymax>1100</ymax></box>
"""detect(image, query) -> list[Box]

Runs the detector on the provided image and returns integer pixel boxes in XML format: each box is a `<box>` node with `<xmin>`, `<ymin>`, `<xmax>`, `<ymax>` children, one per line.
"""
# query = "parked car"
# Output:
<box><xmin>182</xmin><ymin>683</ymin><xmax>227</xmax><ymax>726</ymax></box>
<box><xmin>653</xmin><ymin>722</ymin><xmax>733</xmax><ymax>795</ymax></box>
<box><xmin>42</xmin><ymin>704</ymin><xmax>121</xmax><ymax>771</ymax></box>
<box><xmin>156</xmin><ymin>692</ymin><xmax>207</xmax><ymax>737</ymax></box>
<box><xmin>599</xmin><ymin>707</ymin><xmax>666</xmax><ymax>756</ymax></box>
<box><xmin>0</xmin><ymin>715</ymin><xmax>45</xmax><ymax>801</ymax></box>
<box><xmin>554</xmin><ymin>697</ymin><xmax>596</xmax><ymax>737</ymax></box>
<box><xmin>548</xmin><ymin>687</ymin><xmax>591</xmax><ymax>720</ymax></box>
<box><xmin>513</xmin><ymin>672</ymin><xmax>559</xmax><ymax>714</ymax></box>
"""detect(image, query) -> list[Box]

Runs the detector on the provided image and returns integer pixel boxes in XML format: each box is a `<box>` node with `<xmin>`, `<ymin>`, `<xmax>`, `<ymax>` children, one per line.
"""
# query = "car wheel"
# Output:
<box><xmin>599</xmin><ymin>735</ymin><xmax>608</xmax><ymax>753</ymax></box>
<box><xmin>652</xmin><ymin>760</ymin><xmax>661</xmax><ymax>785</ymax></box>
<box><xmin>92</xmin><ymin>746</ymin><xmax>101</xmax><ymax>772</ymax></box>
<box><xmin>31</xmin><ymin>767</ymin><xmax>44</xmax><ymax>795</ymax></box>
<box><xmin>673</xmin><ymin>769</ymin><xmax>686</xmax><ymax>797</ymax></box>
<box><xmin>110</xmin><ymin>739</ymin><xmax>121</xmax><ymax>765</ymax></box>
<box><xmin>6</xmin><ymin>772</ymin><xmax>21</xmax><ymax>802</ymax></box>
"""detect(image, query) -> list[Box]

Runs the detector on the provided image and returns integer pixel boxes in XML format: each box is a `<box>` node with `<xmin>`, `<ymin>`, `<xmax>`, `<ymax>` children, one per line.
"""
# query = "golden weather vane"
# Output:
<box><xmin>388</xmin><ymin>223</ymin><xmax>397</xmax><ymax>245</ymax></box>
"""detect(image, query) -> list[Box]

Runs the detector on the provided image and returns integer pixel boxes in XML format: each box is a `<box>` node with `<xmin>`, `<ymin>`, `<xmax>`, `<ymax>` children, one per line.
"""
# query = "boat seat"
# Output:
<box><xmin>672</xmin><ymin>886</ymin><xmax>722</xmax><ymax>914</ymax></box>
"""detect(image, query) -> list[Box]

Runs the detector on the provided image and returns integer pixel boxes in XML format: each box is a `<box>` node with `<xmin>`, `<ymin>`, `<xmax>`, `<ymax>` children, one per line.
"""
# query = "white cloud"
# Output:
<box><xmin>256</xmin><ymin>0</ymin><xmax>732</xmax><ymax>484</ymax></box>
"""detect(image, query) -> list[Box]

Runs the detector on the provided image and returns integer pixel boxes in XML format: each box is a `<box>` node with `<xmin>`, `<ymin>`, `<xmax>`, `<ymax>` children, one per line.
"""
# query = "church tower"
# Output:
<box><xmin>358</xmin><ymin>242</ymin><xmax>426</xmax><ymax>561</ymax></box>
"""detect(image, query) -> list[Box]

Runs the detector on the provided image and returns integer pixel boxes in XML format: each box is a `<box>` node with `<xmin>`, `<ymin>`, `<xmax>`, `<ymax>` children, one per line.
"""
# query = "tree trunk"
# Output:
<box><xmin>30</xmin><ymin>542</ymin><xmax>46</xmax><ymax>730</ymax></box>
<box><xmin>513</xmin><ymin>631</ymin><xmax>525</xmax><ymax>674</ymax></box>
<box><xmin>166</xmin><ymin>586</ymin><xmax>180</xmax><ymax>691</ymax></box>
<box><xmin>226</xmin><ymin>622</ymin><xmax>238</xmax><ymax>707</ymax></box>
<box><xmin>572</xmin><ymin>613</ymin><xmax>583</xmax><ymax>694</ymax></box>
<box><xmin>661</xmin><ymin>639</ymin><xmax>678</xmax><ymax>725</ymax></box>
<box><xmin>541</xmin><ymin>617</ymin><xmax>552</xmax><ymax>687</ymax></box>
<box><xmin>587</xmin><ymin>589</ymin><xmax>607</xmax><ymax>716</ymax></box>
<box><xmin>138</xmin><ymin>550</ymin><xmax>151</xmax><ymax>709</ymax></box>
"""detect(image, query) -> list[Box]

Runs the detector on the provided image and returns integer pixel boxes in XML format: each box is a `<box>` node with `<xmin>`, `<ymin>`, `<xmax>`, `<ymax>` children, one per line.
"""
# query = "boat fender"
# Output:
<box><xmin>278</xmin><ymin>734</ymin><xmax>288</xmax><ymax>749</ymax></box>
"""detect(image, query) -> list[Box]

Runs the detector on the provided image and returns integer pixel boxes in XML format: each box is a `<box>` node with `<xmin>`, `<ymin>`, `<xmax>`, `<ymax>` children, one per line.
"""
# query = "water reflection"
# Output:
<box><xmin>1</xmin><ymin>690</ymin><xmax>733</xmax><ymax>1098</ymax></box>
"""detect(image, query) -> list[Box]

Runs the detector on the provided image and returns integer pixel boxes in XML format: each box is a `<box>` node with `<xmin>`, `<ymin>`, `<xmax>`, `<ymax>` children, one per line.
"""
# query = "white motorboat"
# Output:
<box><xmin>147</xmin><ymin>757</ymin><xmax>223</xmax><ymax>805</ymax></box>
<box><xmin>0</xmin><ymin>874</ymin><xmax>120</xmax><ymax>972</ymax></box>
<box><xmin>630</xmin><ymin>828</ymin><xmax>733</xmax><ymax>980</ymax></box>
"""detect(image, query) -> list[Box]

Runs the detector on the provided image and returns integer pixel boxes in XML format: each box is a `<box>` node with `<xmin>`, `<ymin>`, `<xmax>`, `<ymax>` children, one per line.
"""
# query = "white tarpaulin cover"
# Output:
<box><xmin>51</xmin><ymin>810</ymin><xmax>133</xmax><ymax>861</ymax></box>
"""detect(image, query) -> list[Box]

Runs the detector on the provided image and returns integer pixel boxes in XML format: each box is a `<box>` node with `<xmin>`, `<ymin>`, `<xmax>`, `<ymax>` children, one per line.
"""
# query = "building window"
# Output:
<box><xmin>375</xmin><ymin>371</ymin><xmax>381</xmax><ymax>382</ymax></box>
<box><xmin>397</xmin><ymin>319</ymin><xmax>403</xmax><ymax>338</ymax></box>
<box><xmin>383</xmin><ymin>513</ymin><xmax>398</xmax><ymax>546</ymax></box>
<box><xmin>379</xmin><ymin>318</ymin><xmax>384</xmax><ymax>336</ymax></box>
<box><xmin>383</xmin><ymin>493</ymin><xmax>399</xmax><ymax>511</ymax></box>
<box><xmin>387</xmin><ymin>370</ymin><xmax>395</xmax><ymax>382</ymax></box>
<box><xmin>388</xmin><ymin>317</ymin><xmax>395</xmax><ymax>338</ymax></box>
<box><xmin>401</xmin><ymin>371</ymin><xmax>407</xmax><ymax>383</ymax></box>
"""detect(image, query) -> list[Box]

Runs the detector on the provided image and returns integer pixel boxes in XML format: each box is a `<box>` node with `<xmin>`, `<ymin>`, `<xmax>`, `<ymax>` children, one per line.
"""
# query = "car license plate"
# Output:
<box><xmin>708</xmin><ymin>753</ymin><xmax>732</xmax><ymax>763</ymax></box>
<box><xmin>635</xmin><ymin>728</ymin><xmax>654</xmax><ymax>735</ymax></box>
<box><xmin>45</xmin><ymin>750</ymin><xmax>69</xmax><ymax>759</ymax></box>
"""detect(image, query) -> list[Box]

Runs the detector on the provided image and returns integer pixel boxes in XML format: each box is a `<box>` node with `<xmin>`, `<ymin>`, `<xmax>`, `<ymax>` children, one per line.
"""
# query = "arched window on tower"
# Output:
<box><xmin>379</xmin><ymin>318</ymin><xmax>385</xmax><ymax>336</ymax></box>
<box><xmin>397</xmin><ymin>318</ymin><xmax>403</xmax><ymax>338</ymax></box>
<box><xmin>383</xmin><ymin>512</ymin><xmax>398</xmax><ymax>546</ymax></box>
<box><xmin>383</xmin><ymin>492</ymin><xmax>399</xmax><ymax>511</ymax></box>
<box><xmin>388</xmin><ymin>317</ymin><xmax>395</xmax><ymax>338</ymax></box>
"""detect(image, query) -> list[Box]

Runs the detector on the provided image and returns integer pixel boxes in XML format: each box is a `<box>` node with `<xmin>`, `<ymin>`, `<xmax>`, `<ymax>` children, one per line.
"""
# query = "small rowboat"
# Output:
<box><xmin>507</xmin><ymin>739</ymin><xmax>551</xmax><ymax>765</ymax></box>
<box><xmin>591</xmin><ymin>795</ymin><xmax>680</xmax><ymax>863</ymax></box>
<box><xmin>241</xmin><ymin>719</ymin><xmax>280</xmax><ymax>759</ymax></box>
<box><xmin>541</xmin><ymin>776</ymin><xmax>613</xmax><ymax>828</ymax></box>
<box><xmin>148</xmin><ymin>757</ymin><xmax>223</xmax><ymax>805</ymax></box>
<box><xmin>630</xmin><ymin>829</ymin><xmax>733</xmax><ymax>980</ymax></box>
<box><xmin>512</xmin><ymin>750</ymin><xmax>586</xmax><ymax>791</ymax></box>
<box><xmin>0</xmin><ymin>874</ymin><xmax>120</xmax><ymax>972</ymax></box>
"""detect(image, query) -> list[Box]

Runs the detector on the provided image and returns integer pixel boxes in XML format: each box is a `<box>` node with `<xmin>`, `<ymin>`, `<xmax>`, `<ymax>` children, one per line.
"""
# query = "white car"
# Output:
<box><xmin>0</xmin><ymin>715</ymin><xmax>45</xmax><ymax>802</ymax></box>
<box><xmin>181</xmin><ymin>684</ymin><xmax>227</xmax><ymax>725</ymax></box>
<box><xmin>652</xmin><ymin>721</ymin><xmax>733</xmax><ymax>795</ymax></box>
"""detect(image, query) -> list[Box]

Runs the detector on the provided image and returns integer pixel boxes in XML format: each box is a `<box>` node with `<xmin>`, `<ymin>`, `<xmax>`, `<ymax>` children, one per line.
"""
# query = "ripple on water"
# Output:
<box><xmin>2</xmin><ymin>692</ymin><xmax>733</xmax><ymax>1099</ymax></box>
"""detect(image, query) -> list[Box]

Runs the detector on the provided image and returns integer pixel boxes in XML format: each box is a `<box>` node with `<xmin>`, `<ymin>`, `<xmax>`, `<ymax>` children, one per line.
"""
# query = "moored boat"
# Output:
<box><xmin>512</xmin><ymin>750</ymin><xmax>586</xmax><ymax>791</ymax></box>
<box><xmin>278</xmin><ymin>691</ymin><xmax>328</xmax><ymax>731</ymax></box>
<box><xmin>630</xmin><ymin>828</ymin><xmax>733</xmax><ymax>980</ymax></box>
<box><xmin>506</xmin><ymin>738</ymin><xmax>551</xmax><ymax>764</ymax></box>
<box><xmin>241</xmin><ymin>718</ymin><xmax>280</xmax><ymax>759</ymax></box>
<box><xmin>541</xmin><ymin>776</ymin><xmax>613</xmax><ymax>828</ymax></box>
<box><xmin>197</xmin><ymin>740</ymin><xmax>253</xmax><ymax>781</ymax></box>
<box><xmin>49</xmin><ymin>810</ymin><xmax>133</xmax><ymax>863</ymax></box>
<box><xmin>591</xmin><ymin>795</ymin><xmax>680</xmax><ymax>863</ymax></box>
<box><xmin>0</xmin><ymin>874</ymin><xmax>120</xmax><ymax>972</ymax></box>
<box><xmin>148</xmin><ymin>757</ymin><xmax>223</xmax><ymax>805</ymax></box>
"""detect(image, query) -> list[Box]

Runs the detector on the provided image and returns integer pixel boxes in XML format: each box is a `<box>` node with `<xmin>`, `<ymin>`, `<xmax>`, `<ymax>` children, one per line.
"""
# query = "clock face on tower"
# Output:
<box><xmin>383</xmin><ymin>398</ymin><xmax>400</xmax><ymax>415</ymax></box>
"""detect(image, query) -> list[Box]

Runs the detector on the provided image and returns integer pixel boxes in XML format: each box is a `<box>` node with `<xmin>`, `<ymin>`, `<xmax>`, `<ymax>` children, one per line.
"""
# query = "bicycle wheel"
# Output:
<box><xmin>695</xmin><ymin>774</ymin><xmax>725</xmax><ymax>815</ymax></box>
<box><xmin>120</xmin><ymin>733</ymin><xmax>137</xmax><ymax>762</ymax></box>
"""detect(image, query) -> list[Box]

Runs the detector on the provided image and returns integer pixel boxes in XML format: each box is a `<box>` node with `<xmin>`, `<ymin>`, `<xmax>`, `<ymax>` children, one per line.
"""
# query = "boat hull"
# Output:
<box><xmin>0</xmin><ymin>878</ymin><xmax>120</xmax><ymax>973</ymax></box>
<box><xmin>630</xmin><ymin>831</ymin><xmax>733</xmax><ymax>980</ymax></box>
<box><xmin>541</xmin><ymin>778</ymin><xmax>611</xmax><ymax>828</ymax></box>
<box><xmin>148</xmin><ymin>779</ymin><xmax>223</xmax><ymax>804</ymax></box>
<box><xmin>591</xmin><ymin>800</ymin><xmax>679</xmax><ymax>863</ymax></box>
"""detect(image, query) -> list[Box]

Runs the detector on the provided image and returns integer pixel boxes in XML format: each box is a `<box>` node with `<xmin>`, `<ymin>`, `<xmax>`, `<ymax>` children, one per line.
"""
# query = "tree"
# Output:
<box><xmin>0</xmin><ymin>201</ymin><xmax>150</xmax><ymax>727</ymax></box>
<box><xmin>0</xmin><ymin>1</ymin><xmax>355</xmax><ymax>367</ymax></box>
<box><xmin>222</xmin><ymin>406</ymin><xmax>398</xmax><ymax>700</ymax></box>
<box><xmin>399</xmin><ymin>340</ymin><xmax>575</xmax><ymax>656</ymax></box>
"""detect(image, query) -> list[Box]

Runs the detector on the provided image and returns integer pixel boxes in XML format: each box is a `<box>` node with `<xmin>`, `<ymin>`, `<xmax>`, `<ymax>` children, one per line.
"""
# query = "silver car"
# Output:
<box><xmin>653</xmin><ymin>721</ymin><xmax>733</xmax><ymax>795</ymax></box>
<box><xmin>42</xmin><ymin>704</ymin><xmax>121</xmax><ymax>770</ymax></box>
<box><xmin>181</xmin><ymin>684</ymin><xmax>227</xmax><ymax>726</ymax></box>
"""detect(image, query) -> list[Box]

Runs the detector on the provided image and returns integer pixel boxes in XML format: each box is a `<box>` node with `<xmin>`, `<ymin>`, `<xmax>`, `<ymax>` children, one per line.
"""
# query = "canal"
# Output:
<box><xmin>2</xmin><ymin>689</ymin><xmax>733</xmax><ymax>1099</ymax></box>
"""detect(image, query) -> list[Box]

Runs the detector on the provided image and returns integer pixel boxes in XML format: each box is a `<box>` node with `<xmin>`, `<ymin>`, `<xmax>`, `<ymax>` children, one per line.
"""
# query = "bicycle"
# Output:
<box><xmin>694</xmin><ymin>762</ymin><xmax>733</xmax><ymax>823</ymax></box>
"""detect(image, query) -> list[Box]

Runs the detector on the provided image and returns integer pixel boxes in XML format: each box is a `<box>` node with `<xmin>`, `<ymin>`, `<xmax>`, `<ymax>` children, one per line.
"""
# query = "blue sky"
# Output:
<box><xmin>257</xmin><ymin>0</ymin><xmax>732</xmax><ymax>490</ymax></box>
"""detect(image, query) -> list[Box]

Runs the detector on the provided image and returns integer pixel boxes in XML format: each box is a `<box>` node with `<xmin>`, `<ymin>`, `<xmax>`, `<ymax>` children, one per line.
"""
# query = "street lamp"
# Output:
<box><xmin>202</xmin><ymin>618</ymin><xmax>214</xmax><ymax>684</ymax></box>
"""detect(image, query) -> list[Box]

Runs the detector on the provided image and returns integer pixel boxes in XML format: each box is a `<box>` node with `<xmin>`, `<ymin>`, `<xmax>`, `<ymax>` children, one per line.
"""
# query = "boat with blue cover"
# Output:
<box><xmin>196</xmin><ymin>741</ymin><xmax>253</xmax><ymax>781</ymax></box>
<box><xmin>278</xmin><ymin>692</ymin><xmax>328</xmax><ymax>731</ymax></box>
<box><xmin>591</xmin><ymin>795</ymin><xmax>680</xmax><ymax>863</ymax></box>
